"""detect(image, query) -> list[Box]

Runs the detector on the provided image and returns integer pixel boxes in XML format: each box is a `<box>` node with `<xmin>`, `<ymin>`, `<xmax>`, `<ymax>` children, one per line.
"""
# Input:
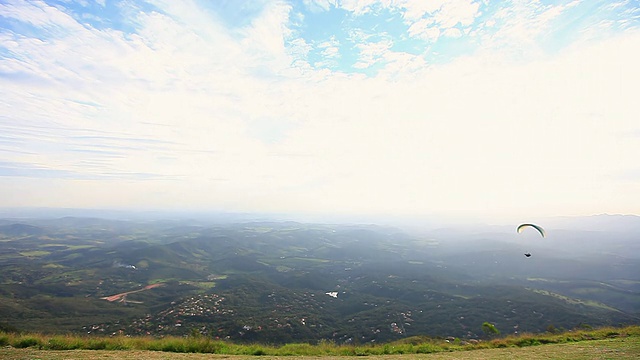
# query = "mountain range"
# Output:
<box><xmin>0</xmin><ymin>213</ymin><xmax>638</xmax><ymax>343</ymax></box>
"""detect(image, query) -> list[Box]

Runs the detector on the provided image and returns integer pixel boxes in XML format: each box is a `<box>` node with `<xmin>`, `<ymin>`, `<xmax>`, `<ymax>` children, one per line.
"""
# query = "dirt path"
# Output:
<box><xmin>101</xmin><ymin>283</ymin><xmax>165</xmax><ymax>302</ymax></box>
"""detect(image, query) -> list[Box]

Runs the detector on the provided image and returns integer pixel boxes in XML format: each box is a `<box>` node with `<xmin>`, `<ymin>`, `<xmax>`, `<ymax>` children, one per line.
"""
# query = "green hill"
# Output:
<box><xmin>0</xmin><ymin>218</ymin><xmax>638</xmax><ymax>342</ymax></box>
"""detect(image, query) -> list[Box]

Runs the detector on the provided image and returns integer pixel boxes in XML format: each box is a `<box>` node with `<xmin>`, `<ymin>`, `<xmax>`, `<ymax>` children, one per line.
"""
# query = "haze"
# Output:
<box><xmin>1</xmin><ymin>1</ymin><xmax>639</xmax><ymax>222</ymax></box>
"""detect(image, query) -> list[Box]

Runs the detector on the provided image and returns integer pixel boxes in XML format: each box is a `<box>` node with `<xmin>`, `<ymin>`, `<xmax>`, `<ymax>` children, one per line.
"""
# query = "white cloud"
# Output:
<box><xmin>241</xmin><ymin>1</ymin><xmax>294</xmax><ymax>63</ymax></box>
<box><xmin>377</xmin><ymin>51</ymin><xmax>427</xmax><ymax>76</ymax></box>
<box><xmin>288</xmin><ymin>37</ymin><xmax>314</xmax><ymax>68</ymax></box>
<box><xmin>442</xmin><ymin>27</ymin><xmax>462</xmax><ymax>38</ymax></box>
<box><xmin>1</xmin><ymin>1</ymin><xmax>639</xmax><ymax>220</ymax></box>
<box><xmin>394</xmin><ymin>0</ymin><xmax>447</xmax><ymax>22</ymax></box>
<box><xmin>317</xmin><ymin>36</ymin><xmax>342</xmax><ymax>58</ymax></box>
<box><xmin>407</xmin><ymin>19</ymin><xmax>440</xmax><ymax>41</ymax></box>
<box><xmin>337</xmin><ymin>0</ymin><xmax>379</xmax><ymax>15</ymax></box>
<box><xmin>2</xmin><ymin>1</ymin><xmax>291</xmax><ymax>185</ymax></box>
<box><xmin>303</xmin><ymin>0</ymin><xmax>338</xmax><ymax>12</ymax></box>
<box><xmin>353</xmin><ymin>38</ymin><xmax>393</xmax><ymax>68</ymax></box>
<box><xmin>483</xmin><ymin>0</ymin><xmax>586</xmax><ymax>58</ymax></box>
<box><xmin>268</xmin><ymin>31</ymin><xmax>640</xmax><ymax>218</ymax></box>
<box><xmin>347</xmin><ymin>27</ymin><xmax>374</xmax><ymax>43</ymax></box>
<box><xmin>0</xmin><ymin>1</ymin><xmax>81</xmax><ymax>30</ymax></box>
<box><xmin>435</xmin><ymin>0</ymin><xmax>479</xmax><ymax>28</ymax></box>
<box><xmin>320</xmin><ymin>0</ymin><xmax>481</xmax><ymax>40</ymax></box>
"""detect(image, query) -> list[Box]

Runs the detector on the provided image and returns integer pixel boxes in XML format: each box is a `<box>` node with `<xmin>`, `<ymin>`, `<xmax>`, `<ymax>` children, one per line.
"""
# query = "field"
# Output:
<box><xmin>1</xmin><ymin>336</ymin><xmax>639</xmax><ymax>359</ymax></box>
<box><xmin>1</xmin><ymin>326</ymin><xmax>639</xmax><ymax>359</ymax></box>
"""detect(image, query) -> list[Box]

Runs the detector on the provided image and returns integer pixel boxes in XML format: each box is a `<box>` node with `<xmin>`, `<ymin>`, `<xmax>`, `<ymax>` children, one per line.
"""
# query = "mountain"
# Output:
<box><xmin>0</xmin><ymin>215</ymin><xmax>637</xmax><ymax>343</ymax></box>
<box><xmin>0</xmin><ymin>223</ymin><xmax>46</xmax><ymax>236</ymax></box>
<box><xmin>544</xmin><ymin>214</ymin><xmax>640</xmax><ymax>233</ymax></box>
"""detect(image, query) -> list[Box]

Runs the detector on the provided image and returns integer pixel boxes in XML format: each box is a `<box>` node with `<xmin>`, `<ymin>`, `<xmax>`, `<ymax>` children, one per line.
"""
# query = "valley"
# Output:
<box><xmin>0</xmin><ymin>215</ymin><xmax>638</xmax><ymax>343</ymax></box>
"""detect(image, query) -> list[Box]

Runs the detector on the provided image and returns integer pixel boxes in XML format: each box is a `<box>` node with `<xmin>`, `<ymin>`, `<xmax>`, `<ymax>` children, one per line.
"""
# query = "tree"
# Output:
<box><xmin>481</xmin><ymin>322</ymin><xmax>500</xmax><ymax>337</ymax></box>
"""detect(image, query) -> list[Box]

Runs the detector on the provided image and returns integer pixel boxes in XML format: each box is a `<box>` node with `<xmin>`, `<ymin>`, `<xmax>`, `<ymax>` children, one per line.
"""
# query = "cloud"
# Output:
<box><xmin>407</xmin><ymin>18</ymin><xmax>440</xmax><ymax>41</ymax></box>
<box><xmin>482</xmin><ymin>0</ymin><xmax>586</xmax><ymax>57</ymax></box>
<box><xmin>434</xmin><ymin>0</ymin><xmax>479</xmax><ymax>28</ymax></box>
<box><xmin>304</xmin><ymin>0</ymin><xmax>338</xmax><ymax>12</ymax></box>
<box><xmin>394</xmin><ymin>0</ymin><xmax>447</xmax><ymax>21</ymax></box>
<box><xmin>305</xmin><ymin>0</ymin><xmax>480</xmax><ymax>43</ymax></box>
<box><xmin>0</xmin><ymin>1</ymin><xmax>83</xmax><ymax>31</ymax></box>
<box><xmin>270</xmin><ymin>30</ymin><xmax>640</xmax><ymax>217</ymax></box>
<box><xmin>353</xmin><ymin>38</ymin><xmax>393</xmax><ymax>68</ymax></box>
<box><xmin>442</xmin><ymin>27</ymin><xmax>462</xmax><ymax>38</ymax></box>
<box><xmin>313</xmin><ymin>35</ymin><xmax>342</xmax><ymax>67</ymax></box>
<box><xmin>241</xmin><ymin>1</ymin><xmax>294</xmax><ymax>63</ymax></box>
<box><xmin>317</xmin><ymin>36</ymin><xmax>341</xmax><ymax>58</ymax></box>
<box><xmin>0</xmin><ymin>159</ymin><xmax>167</xmax><ymax>180</ymax></box>
<box><xmin>336</xmin><ymin>0</ymin><xmax>379</xmax><ymax>15</ymax></box>
<box><xmin>351</xmin><ymin>0</ymin><xmax>480</xmax><ymax>40</ymax></box>
<box><xmin>1</xmin><ymin>1</ymin><xmax>639</xmax><ymax>218</ymax></box>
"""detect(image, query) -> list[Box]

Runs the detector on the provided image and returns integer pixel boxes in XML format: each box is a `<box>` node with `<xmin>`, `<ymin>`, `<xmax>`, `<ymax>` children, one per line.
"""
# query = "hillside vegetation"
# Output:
<box><xmin>1</xmin><ymin>325</ymin><xmax>639</xmax><ymax>359</ymax></box>
<box><xmin>1</xmin><ymin>216</ymin><xmax>638</xmax><ymax>343</ymax></box>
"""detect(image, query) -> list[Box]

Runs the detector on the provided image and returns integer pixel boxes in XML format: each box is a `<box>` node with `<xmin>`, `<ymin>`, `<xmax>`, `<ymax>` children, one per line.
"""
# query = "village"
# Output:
<box><xmin>83</xmin><ymin>289</ymin><xmax>427</xmax><ymax>343</ymax></box>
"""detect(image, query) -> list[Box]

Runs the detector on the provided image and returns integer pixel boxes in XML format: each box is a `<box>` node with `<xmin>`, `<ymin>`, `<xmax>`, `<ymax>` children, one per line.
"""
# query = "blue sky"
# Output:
<box><xmin>1</xmin><ymin>0</ymin><xmax>639</xmax><ymax>221</ymax></box>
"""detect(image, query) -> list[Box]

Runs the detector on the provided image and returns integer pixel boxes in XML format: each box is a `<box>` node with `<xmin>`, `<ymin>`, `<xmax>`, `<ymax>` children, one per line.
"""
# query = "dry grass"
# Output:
<box><xmin>1</xmin><ymin>337</ymin><xmax>639</xmax><ymax>360</ymax></box>
<box><xmin>1</xmin><ymin>325</ymin><xmax>639</xmax><ymax>359</ymax></box>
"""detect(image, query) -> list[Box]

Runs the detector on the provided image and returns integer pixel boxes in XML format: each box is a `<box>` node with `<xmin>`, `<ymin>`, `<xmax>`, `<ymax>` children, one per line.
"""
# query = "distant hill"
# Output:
<box><xmin>0</xmin><ymin>223</ymin><xmax>45</xmax><ymax>236</ymax></box>
<box><xmin>0</xmin><ymin>215</ymin><xmax>637</xmax><ymax>343</ymax></box>
<box><xmin>545</xmin><ymin>214</ymin><xmax>640</xmax><ymax>233</ymax></box>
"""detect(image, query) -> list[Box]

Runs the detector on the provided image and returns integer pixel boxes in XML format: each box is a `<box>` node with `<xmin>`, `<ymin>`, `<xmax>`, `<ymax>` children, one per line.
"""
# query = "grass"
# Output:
<box><xmin>0</xmin><ymin>325</ymin><xmax>638</xmax><ymax>358</ymax></box>
<box><xmin>1</xmin><ymin>338</ymin><xmax>639</xmax><ymax>359</ymax></box>
<box><xmin>528</xmin><ymin>288</ymin><xmax>618</xmax><ymax>310</ymax></box>
<box><xmin>18</xmin><ymin>250</ymin><xmax>51</xmax><ymax>257</ymax></box>
<box><xmin>178</xmin><ymin>281</ymin><xmax>216</xmax><ymax>289</ymax></box>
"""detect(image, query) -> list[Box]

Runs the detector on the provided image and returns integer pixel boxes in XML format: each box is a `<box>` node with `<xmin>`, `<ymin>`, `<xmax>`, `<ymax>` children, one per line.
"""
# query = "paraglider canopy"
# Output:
<box><xmin>516</xmin><ymin>223</ymin><xmax>546</xmax><ymax>238</ymax></box>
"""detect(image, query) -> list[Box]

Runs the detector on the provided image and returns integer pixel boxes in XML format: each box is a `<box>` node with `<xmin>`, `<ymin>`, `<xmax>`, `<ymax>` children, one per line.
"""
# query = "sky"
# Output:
<box><xmin>1</xmin><ymin>0</ymin><xmax>639</xmax><ymax>222</ymax></box>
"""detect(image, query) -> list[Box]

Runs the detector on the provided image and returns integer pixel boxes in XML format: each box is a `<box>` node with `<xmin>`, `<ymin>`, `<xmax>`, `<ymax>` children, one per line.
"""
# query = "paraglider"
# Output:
<box><xmin>517</xmin><ymin>223</ymin><xmax>546</xmax><ymax>258</ymax></box>
<box><xmin>516</xmin><ymin>223</ymin><xmax>546</xmax><ymax>238</ymax></box>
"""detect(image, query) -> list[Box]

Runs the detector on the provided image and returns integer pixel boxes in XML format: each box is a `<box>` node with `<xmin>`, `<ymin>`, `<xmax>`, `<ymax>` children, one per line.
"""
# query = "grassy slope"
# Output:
<box><xmin>1</xmin><ymin>335</ymin><xmax>639</xmax><ymax>360</ymax></box>
<box><xmin>1</xmin><ymin>337</ymin><xmax>639</xmax><ymax>360</ymax></box>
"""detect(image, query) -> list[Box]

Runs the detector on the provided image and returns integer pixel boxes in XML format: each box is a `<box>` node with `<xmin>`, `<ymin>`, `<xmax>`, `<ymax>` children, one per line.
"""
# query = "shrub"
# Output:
<box><xmin>515</xmin><ymin>338</ymin><xmax>541</xmax><ymax>347</ymax></box>
<box><xmin>14</xmin><ymin>336</ymin><xmax>40</xmax><ymax>348</ymax></box>
<box><xmin>339</xmin><ymin>347</ymin><xmax>357</xmax><ymax>356</ymax></box>
<box><xmin>252</xmin><ymin>348</ymin><xmax>267</xmax><ymax>355</ymax></box>
<box><xmin>278</xmin><ymin>343</ymin><xmax>317</xmax><ymax>356</ymax></box>
<box><xmin>353</xmin><ymin>347</ymin><xmax>372</xmax><ymax>356</ymax></box>
<box><xmin>206</xmin><ymin>340</ymin><xmax>230</xmax><ymax>354</ymax></box>
<box><xmin>159</xmin><ymin>339</ymin><xmax>187</xmax><ymax>353</ymax></box>
<box><xmin>416</xmin><ymin>343</ymin><xmax>437</xmax><ymax>353</ymax></box>
<box><xmin>103</xmin><ymin>338</ymin><xmax>130</xmax><ymax>350</ymax></box>
<box><xmin>85</xmin><ymin>339</ymin><xmax>108</xmax><ymax>350</ymax></box>
<box><xmin>0</xmin><ymin>335</ymin><xmax>10</xmax><ymax>346</ymax></box>
<box><xmin>47</xmin><ymin>338</ymin><xmax>70</xmax><ymax>350</ymax></box>
<box><xmin>234</xmin><ymin>344</ymin><xmax>270</xmax><ymax>355</ymax></box>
